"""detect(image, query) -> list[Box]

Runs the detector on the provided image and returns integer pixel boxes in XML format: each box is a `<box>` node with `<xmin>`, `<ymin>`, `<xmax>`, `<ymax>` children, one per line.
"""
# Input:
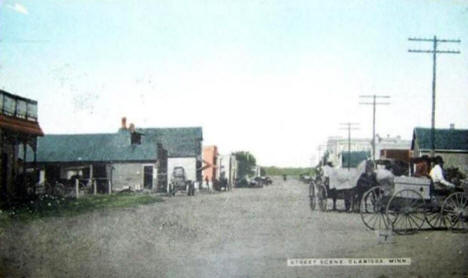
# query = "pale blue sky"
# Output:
<box><xmin>1</xmin><ymin>0</ymin><xmax>467</xmax><ymax>167</ymax></box>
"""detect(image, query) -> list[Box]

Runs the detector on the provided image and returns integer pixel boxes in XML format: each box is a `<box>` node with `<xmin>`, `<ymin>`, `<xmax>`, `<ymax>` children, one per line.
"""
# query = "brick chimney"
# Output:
<box><xmin>121</xmin><ymin>117</ymin><xmax>127</xmax><ymax>130</ymax></box>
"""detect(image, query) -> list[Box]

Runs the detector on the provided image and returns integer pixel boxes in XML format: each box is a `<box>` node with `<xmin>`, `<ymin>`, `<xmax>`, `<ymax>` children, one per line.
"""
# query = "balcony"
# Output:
<box><xmin>0</xmin><ymin>90</ymin><xmax>43</xmax><ymax>136</ymax></box>
<box><xmin>0</xmin><ymin>90</ymin><xmax>38</xmax><ymax>122</ymax></box>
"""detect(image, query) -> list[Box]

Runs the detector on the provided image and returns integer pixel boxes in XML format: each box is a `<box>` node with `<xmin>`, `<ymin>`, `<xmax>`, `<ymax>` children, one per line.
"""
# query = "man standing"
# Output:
<box><xmin>430</xmin><ymin>156</ymin><xmax>455</xmax><ymax>189</ymax></box>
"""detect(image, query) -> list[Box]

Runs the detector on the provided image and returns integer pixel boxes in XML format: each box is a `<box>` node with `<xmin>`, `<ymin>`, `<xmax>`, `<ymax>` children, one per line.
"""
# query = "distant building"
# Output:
<box><xmin>137</xmin><ymin>126</ymin><xmax>203</xmax><ymax>191</ymax></box>
<box><xmin>217</xmin><ymin>154</ymin><xmax>237</xmax><ymax>190</ymax></box>
<box><xmin>26</xmin><ymin>125</ymin><xmax>167</xmax><ymax>193</ymax></box>
<box><xmin>325</xmin><ymin>134</ymin><xmax>411</xmax><ymax>167</ymax></box>
<box><xmin>202</xmin><ymin>145</ymin><xmax>218</xmax><ymax>187</ymax></box>
<box><xmin>0</xmin><ymin>90</ymin><xmax>43</xmax><ymax>201</ymax></box>
<box><xmin>376</xmin><ymin>134</ymin><xmax>412</xmax><ymax>163</ymax></box>
<box><xmin>412</xmin><ymin>127</ymin><xmax>468</xmax><ymax>175</ymax></box>
<box><xmin>325</xmin><ymin>136</ymin><xmax>371</xmax><ymax>168</ymax></box>
<box><xmin>26</xmin><ymin>118</ymin><xmax>203</xmax><ymax>193</ymax></box>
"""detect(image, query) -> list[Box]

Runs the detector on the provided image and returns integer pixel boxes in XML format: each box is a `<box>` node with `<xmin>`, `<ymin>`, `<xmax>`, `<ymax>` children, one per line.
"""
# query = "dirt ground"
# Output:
<box><xmin>0</xmin><ymin>177</ymin><xmax>467</xmax><ymax>278</ymax></box>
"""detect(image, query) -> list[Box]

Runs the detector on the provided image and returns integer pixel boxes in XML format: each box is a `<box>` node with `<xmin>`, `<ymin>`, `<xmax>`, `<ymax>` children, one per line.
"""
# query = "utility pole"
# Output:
<box><xmin>359</xmin><ymin>95</ymin><xmax>390</xmax><ymax>164</ymax></box>
<box><xmin>408</xmin><ymin>36</ymin><xmax>461</xmax><ymax>157</ymax></box>
<box><xmin>339</xmin><ymin>123</ymin><xmax>359</xmax><ymax>170</ymax></box>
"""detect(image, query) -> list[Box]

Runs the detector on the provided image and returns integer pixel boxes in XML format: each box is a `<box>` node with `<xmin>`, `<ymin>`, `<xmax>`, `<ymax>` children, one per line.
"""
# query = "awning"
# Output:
<box><xmin>0</xmin><ymin>115</ymin><xmax>44</xmax><ymax>136</ymax></box>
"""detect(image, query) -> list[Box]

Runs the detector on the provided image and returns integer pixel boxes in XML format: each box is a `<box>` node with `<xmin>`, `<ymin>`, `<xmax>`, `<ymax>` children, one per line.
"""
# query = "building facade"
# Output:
<box><xmin>0</xmin><ymin>90</ymin><xmax>43</xmax><ymax>202</ymax></box>
<box><xmin>26</xmin><ymin>128</ymin><xmax>167</xmax><ymax>193</ymax></box>
<box><xmin>324</xmin><ymin>134</ymin><xmax>411</xmax><ymax>168</ymax></box>
<box><xmin>412</xmin><ymin>127</ymin><xmax>468</xmax><ymax>175</ymax></box>
<box><xmin>202</xmin><ymin>145</ymin><xmax>218</xmax><ymax>187</ymax></box>
<box><xmin>217</xmin><ymin>154</ymin><xmax>238</xmax><ymax>189</ymax></box>
<box><xmin>138</xmin><ymin>127</ymin><xmax>203</xmax><ymax>191</ymax></box>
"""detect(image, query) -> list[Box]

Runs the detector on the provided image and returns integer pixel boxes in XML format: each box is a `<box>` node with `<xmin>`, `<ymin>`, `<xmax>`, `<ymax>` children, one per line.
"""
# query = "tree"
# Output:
<box><xmin>233</xmin><ymin>151</ymin><xmax>257</xmax><ymax>178</ymax></box>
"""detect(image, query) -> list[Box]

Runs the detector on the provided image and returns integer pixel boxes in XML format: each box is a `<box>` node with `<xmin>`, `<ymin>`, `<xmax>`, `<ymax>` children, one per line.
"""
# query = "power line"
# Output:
<box><xmin>359</xmin><ymin>95</ymin><xmax>390</xmax><ymax>164</ymax></box>
<box><xmin>408</xmin><ymin>35</ymin><xmax>461</xmax><ymax>157</ymax></box>
<box><xmin>339</xmin><ymin>122</ymin><xmax>359</xmax><ymax>170</ymax></box>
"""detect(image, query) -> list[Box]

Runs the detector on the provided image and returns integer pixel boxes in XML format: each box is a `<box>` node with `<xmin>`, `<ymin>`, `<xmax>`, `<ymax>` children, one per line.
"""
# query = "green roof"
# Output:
<box><xmin>412</xmin><ymin>127</ymin><xmax>468</xmax><ymax>151</ymax></box>
<box><xmin>341</xmin><ymin>151</ymin><xmax>370</xmax><ymax>168</ymax></box>
<box><xmin>27</xmin><ymin>131</ymin><xmax>159</xmax><ymax>163</ymax></box>
<box><xmin>138</xmin><ymin>127</ymin><xmax>202</xmax><ymax>157</ymax></box>
<box><xmin>26</xmin><ymin>127</ymin><xmax>203</xmax><ymax>163</ymax></box>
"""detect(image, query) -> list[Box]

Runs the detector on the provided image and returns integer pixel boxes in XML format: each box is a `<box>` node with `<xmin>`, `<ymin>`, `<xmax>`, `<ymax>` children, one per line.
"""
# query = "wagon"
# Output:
<box><xmin>168</xmin><ymin>167</ymin><xmax>195</xmax><ymax>196</ymax></box>
<box><xmin>360</xmin><ymin>176</ymin><xmax>468</xmax><ymax>235</ymax></box>
<box><xmin>309</xmin><ymin>161</ymin><xmax>381</xmax><ymax>212</ymax></box>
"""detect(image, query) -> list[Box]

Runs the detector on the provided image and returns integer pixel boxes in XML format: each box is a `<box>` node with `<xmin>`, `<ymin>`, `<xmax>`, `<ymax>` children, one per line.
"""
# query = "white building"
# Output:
<box><xmin>216</xmin><ymin>154</ymin><xmax>238</xmax><ymax>189</ymax></box>
<box><xmin>322</xmin><ymin>134</ymin><xmax>411</xmax><ymax>167</ymax></box>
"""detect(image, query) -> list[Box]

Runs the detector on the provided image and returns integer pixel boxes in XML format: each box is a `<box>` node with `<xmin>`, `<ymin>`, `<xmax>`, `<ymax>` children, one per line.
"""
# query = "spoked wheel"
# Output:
<box><xmin>309</xmin><ymin>182</ymin><xmax>316</xmax><ymax>211</ymax></box>
<box><xmin>360</xmin><ymin>186</ymin><xmax>388</xmax><ymax>231</ymax></box>
<box><xmin>317</xmin><ymin>184</ymin><xmax>328</xmax><ymax>211</ymax></box>
<box><xmin>425</xmin><ymin>200</ymin><xmax>447</xmax><ymax>229</ymax></box>
<box><xmin>386</xmin><ymin>189</ymin><xmax>426</xmax><ymax>235</ymax></box>
<box><xmin>442</xmin><ymin>192</ymin><xmax>468</xmax><ymax>233</ymax></box>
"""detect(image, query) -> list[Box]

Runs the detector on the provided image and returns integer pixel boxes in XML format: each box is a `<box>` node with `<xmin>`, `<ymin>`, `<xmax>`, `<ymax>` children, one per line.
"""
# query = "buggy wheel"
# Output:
<box><xmin>309</xmin><ymin>182</ymin><xmax>316</xmax><ymax>211</ymax></box>
<box><xmin>442</xmin><ymin>192</ymin><xmax>468</xmax><ymax>233</ymax></box>
<box><xmin>425</xmin><ymin>202</ymin><xmax>447</xmax><ymax>229</ymax></box>
<box><xmin>317</xmin><ymin>184</ymin><xmax>328</xmax><ymax>211</ymax></box>
<box><xmin>360</xmin><ymin>186</ymin><xmax>388</xmax><ymax>231</ymax></box>
<box><xmin>386</xmin><ymin>189</ymin><xmax>426</xmax><ymax>235</ymax></box>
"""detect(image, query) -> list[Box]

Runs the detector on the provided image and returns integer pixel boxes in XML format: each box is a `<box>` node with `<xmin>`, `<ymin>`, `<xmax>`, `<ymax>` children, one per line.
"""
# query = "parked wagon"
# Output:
<box><xmin>309</xmin><ymin>160</ymin><xmax>391</xmax><ymax>212</ymax></box>
<box><xmin>360</xmin><ymin>176</ymin><xmax>468</xmax><ymax>234</ymax></box>
<box><xmin>168</xmin><ymin>167</ymin><xmax>195</xmax><ymax>196</ymax></box>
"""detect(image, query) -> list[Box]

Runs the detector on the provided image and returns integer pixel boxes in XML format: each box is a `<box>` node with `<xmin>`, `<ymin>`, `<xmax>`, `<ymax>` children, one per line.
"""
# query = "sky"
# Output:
<box><xmin>0</xmin><ymin>0</ymin><xmax>467</xmax><ymax>167</ymax></box>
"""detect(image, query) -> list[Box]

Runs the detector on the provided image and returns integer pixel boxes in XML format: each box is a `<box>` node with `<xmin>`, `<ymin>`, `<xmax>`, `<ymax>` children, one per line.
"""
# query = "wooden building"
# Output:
<box><xmin>26</xmin><ymin>126</ymin><xmax>167</xmax><ymax>193</ymax></box>
<box><xmin>412</xmin><ymin>127</ymin><xmax>468</xmax><ymax>175</ymax></box>
<box><xmin>0</xmin><ymin>90</ymin><xmax>43</xmax><ymax>202</ymax></box>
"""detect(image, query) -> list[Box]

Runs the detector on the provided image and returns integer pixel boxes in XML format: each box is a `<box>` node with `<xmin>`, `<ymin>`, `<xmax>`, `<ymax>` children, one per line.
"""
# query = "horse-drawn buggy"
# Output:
<box><xmin>309</xmin><ymin>160</ymin><xmax>392</xmax><ymax>212</ymax></box>
<box><xmin>360</xmin><ymin>175</ymin><xmax>468</xmax><ymax>234</ymax></box>
<box><xmin>310</xmin><ymin>158</ymin><xmax>468</xmax><ymax>234</ymax></box>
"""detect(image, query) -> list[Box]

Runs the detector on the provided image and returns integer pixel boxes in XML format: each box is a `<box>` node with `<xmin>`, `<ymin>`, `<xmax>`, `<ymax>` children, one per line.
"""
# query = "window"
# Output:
<box><xmin>3</xmin><ymin>95</ymin><xmax>16</xmax><ymax>116</ymax></box>
<box><xmin>131</xmin><ymin>132</ymin><xmax>141</xmax><ymax>145</ymax></box>
<box><xmin>16</xmin><ymin>100</ymin><xmax>27</xmax><ymax>119</ymax></box>
<box><xmin>27</xmin><ymin>102</ymin><xmax>38</xmax><ymax>121</ymax></box>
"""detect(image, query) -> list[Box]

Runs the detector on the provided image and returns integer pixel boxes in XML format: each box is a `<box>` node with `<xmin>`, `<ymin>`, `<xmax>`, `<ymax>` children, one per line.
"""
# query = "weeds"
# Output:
<box><xmin>0</xmin><ymin>193</ymin><xmax>163</xmax><ymax>226</ymax></box>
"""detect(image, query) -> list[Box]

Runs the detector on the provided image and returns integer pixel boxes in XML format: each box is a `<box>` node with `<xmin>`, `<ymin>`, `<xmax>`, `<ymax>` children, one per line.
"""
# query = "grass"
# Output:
<box><xmin>0</xmin><ymin>193</ymin><xmax>164</xmax><ymax>226</ymax></box>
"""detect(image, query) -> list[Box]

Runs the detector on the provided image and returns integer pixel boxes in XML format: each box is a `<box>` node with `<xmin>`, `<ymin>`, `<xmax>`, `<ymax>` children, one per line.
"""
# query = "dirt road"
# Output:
<box><xmin>1</xmin><ymin>178</ymin><xmax>467</xmax><ymax>278</ymax></box>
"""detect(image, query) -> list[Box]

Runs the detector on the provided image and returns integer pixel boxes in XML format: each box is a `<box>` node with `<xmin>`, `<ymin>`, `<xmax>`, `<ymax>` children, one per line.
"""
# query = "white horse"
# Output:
<box><xmin>321</xmin><ymin>160</ymin><xmax>394</xmax><ymax>211</ymax></box>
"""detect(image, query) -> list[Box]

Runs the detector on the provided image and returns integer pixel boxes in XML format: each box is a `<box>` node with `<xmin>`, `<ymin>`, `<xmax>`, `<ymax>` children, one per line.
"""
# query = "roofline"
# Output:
<box><xmin>414</xmin><ymin>127</ymin><xmax>468</xmax><ymax>132</ymax></box>
<box><xmin>418</xmin><ymin>149</ymin><xmax>468</xmax><ymax>153</ymax></box>
<box><xmin>30</xmin><ymin>159</ymin><xmax>159</xmax><ymax>164</ymax></box>
<box><xmin>39</xmin><ymin>132</ymin><xmax>119</xmax><ymax>136</ymax></box>
<box><xmin>0</xmin><ymin>89</ymin><xmax>38</xmax><ymax>104</ymax></box>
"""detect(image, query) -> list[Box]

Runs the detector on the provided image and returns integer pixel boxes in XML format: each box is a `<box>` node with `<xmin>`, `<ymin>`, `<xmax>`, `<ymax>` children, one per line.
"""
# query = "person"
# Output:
<box><xmin>414</xmin><ymin>155</ymin><xmax>431</xmax><ymax>177</ymax></box>
<box><xmin>429</xmin><ymin>156</ymin><xmax>455</xmax><ymax>189</ymax></box>
<box><xmin>354</xmin><ymin>161</ymin><xmax>378</xmax><ymax>212</ymax></box>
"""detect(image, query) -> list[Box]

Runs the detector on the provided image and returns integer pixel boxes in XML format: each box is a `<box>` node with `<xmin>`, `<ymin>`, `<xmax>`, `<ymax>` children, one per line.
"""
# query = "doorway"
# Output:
<box><xmin>143</xmin><ymin>166</ymin><xmax>153</xmax><ymax>189</ymax></box>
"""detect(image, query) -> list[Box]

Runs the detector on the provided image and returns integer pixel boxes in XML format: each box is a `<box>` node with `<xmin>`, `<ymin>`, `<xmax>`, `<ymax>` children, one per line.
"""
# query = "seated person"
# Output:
<box><xmin>429</xmin><ymin>156</ymin><xmax>455</xmax><ymax>190</ymax></box>
<box><xmin>414</xmin><ymin>155</ymin><xmax>431</xmax><ymax>177</ymax></box>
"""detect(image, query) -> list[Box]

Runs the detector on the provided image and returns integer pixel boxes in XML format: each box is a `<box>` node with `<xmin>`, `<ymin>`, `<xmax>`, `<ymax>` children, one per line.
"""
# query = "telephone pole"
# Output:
<box><xmin>408</xmin><ymin>36</ymin><xmax>461</xmax><ymax>157</ymax></box>
<box><xmin>359</xmin><ymin>95</ymin><xmax>390</xmax><ymax>164</ymax></box>
<box><xmin>339</xmin><ymin>123</ymin><xmax>359</xmax><ymax>170</ymax></box>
